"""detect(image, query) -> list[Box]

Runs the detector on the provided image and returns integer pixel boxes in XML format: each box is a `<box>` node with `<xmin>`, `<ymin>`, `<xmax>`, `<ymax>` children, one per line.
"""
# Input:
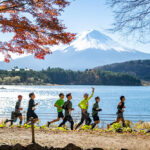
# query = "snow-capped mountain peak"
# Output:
<box><xmin>1</xmin><ymin>29</ymin><xmax>150</xmax><ymax>71</ymax></box>
<box><xmin>70</xmin><ymin>29</ymin><xmax>128</xmax><ymax>52</ymax></box>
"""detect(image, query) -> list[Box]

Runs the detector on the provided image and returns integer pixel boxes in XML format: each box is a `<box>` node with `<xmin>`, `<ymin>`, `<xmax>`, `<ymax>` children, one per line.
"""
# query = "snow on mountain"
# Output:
<box><xmin>70</xmin><ymin>29</ymin><xmax>128</xmax><ymax>52</ymax></box>
<box><xmin>0</xmin><ymin>29</ymin><xmax>150</xmax><ymax>70</ymax></box>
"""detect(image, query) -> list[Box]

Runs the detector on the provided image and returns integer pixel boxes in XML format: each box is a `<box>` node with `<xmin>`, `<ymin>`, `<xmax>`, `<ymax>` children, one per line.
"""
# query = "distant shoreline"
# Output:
<box><xmin>0</xmin><ymin>83</ymin><xmax>148</xmax><ymax>87</ymax></box>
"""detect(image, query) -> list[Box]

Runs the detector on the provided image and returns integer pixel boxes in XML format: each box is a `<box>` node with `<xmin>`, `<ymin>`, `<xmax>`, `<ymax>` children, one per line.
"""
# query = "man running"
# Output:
<box><xmin>47</xmin><ymin>93</ymin><xmax>64</xmax><ymax>127</ymax></box>
<box><xmin>4</xmin><ymin>95</ymin><xmax>23</xmax><ymax>126</ymax></box>
<box><xmin>110</xmin><ymin>96</ymin><xmax>126</xmax><ymax>127</ymax></box>
<box><xmin>75</xmin><ymin>87</ymin><xmax>95</xmax><ymax>130</ymax></box>
<box><xmin>91</xmin><ymin>96</ymin><xmax>102</xmax><ymax>130</ymax></box>
<box><xmin>26</xmin><ymin>93</ymin><xmax>38</xmax><ymax>124</ymax></box>
<box><xmin>58</xmin><ymin>93</ymin><xmax>74</xmax><ymax>130</ymax></box>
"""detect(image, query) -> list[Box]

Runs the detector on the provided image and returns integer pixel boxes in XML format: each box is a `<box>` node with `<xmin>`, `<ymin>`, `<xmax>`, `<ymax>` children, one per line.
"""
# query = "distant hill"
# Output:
<box><xmin>0</xmin><ymin>68</ymin><xmax>141</xmax><ymax>86</ymax></box>
<box><xmin>1</xmin><ymin>29</ymin><xmax>150</xmax><ymax>70</ymax></box>
<box><xmin>95</xmin><ymin>60</ymin><xmax>150</xmax><ymax>81</ymax></box>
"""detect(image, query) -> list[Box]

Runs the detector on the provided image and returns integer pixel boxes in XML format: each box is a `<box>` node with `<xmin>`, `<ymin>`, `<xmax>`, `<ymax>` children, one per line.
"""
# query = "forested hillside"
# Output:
<box><xmin>96</xmin><ymin>60</ymin><xmax>150</xmax><ymax>81</ymax></box>
<box><xmin>0</xmin><ymin>68</ymin><xmax>141</xmax><ymax>86</ymax></box>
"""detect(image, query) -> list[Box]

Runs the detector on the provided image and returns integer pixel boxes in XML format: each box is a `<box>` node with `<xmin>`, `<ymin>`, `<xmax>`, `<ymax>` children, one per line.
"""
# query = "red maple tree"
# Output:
<box><xmin>0</xmin><ymin>0</ymin><xmax>75</xmax><ymax>62</ymax></box>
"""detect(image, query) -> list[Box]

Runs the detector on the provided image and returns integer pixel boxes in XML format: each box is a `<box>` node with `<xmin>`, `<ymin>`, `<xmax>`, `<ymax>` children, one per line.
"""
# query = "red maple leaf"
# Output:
<box><xmin>0</xmin><ymin>0</ymin><xmax>76</xmax><ymax>62</ymax></box>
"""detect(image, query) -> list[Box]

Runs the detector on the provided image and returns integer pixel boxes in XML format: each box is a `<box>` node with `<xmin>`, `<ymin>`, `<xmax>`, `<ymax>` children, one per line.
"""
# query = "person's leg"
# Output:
<box><xmin>116</xmin><ymin>118</ymin><xmax>121</xmax><ymax>123</ymax></box>
<box><xmin>91</xmin><ymin>115</ymin><xmax>100</xmax><ymax>129</ymax></box>
<box><xmin>50</xmin><ymin>118</ymin><xmax>60</xmax><ymax>124</ymax></box>
<box><xmin>48</xmin><ymin>112</ymin><xmax>63</xmax><ymax>125</ymax></box>
<box><xmin>47</xmin><ymin>118</ymin><xmax>60</xmax><ymax>127</ymax></box>
<box><xmin>33</xmin><ymin>118</ymin><xmax>39</xmax><ymax>124</ymax></box>
<box><xmin>84</xmin><ymin>112</ymin><xmax>91</xmax><ymax>125</ymax></box>
<box><xmin>110</xmin><ymin>118</ymin><xmax>121</xmax><ymax>125</ymax></box>
<box><xmin>24</xmin><ymin>113</ymin><xmax>30</xmax><ymax>125</ymax></box>
<box><xmin>48</xmin><ymin>112</ymin><xmax>64</xmax><ymax>127</ymax></box>
<box><xmin>86</xmin><ymin>116</ymin><xmax>92</xmax><ymax>125</ymax></box>
<box><xmin>121</xmin><ymin>118</ymin><xmax>126</xmax><ymax>127</ymax></box>
<box><xmin>68</xmin><ymin>116</ymin><xmax>74</xmax><ymax>130</ymax></box>
<box><xmin>4</xmin><ymin>119</ymin><xmax>13</xmax><ymax>125</ymax></box>
<box><xmin>18</xmin><ymin>115</ymin><xmax>23</xmax><ymax>125</ymax></box>
<box><xmin>8</xmin><ymin>111</ymin><xmax>16</xmax><ymax>126</ymax></box>
<box><xmin>25</xmin><ymin>115</ymin><xmax>30</xmax><ymax>125</ymax></box>
<box><xmin>70</xmin><ymin>121</ymin><xmax>74</xmax><ymax>130</ymax></box>
<box><xmin>58</xmin><ymin>117</ymin><xmax>67</xmax><ymax>127</ymax></box>
<box><xmin>32</xmin><ymin>112</ymin><xmax>39</xmax><ymax>124</ymax></box>
<box><xmin>75</xmin><ymin>112</ymin><xmax>85</xmax><ymax>130</ymax></box>
<box><xmin>62</xmin><ymin>117</ymin><xmax>66</xmax><ymax>128</ymax></box>
<box><xmin>91</xmin><ymin>120</ymin><xmax>100</xmax><ymax>129</ymax></box>
<box><xmin>33</xmin><ymin>113</ymin><xmax>39</xmax><ymax>123</ymax></box>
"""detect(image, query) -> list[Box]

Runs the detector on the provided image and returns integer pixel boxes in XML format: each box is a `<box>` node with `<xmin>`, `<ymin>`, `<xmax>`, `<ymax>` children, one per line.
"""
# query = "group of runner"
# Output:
<box><xmin>4</xmin><ymin>87</ymin><xmax>126</xmax><ymax>130</ymax></box>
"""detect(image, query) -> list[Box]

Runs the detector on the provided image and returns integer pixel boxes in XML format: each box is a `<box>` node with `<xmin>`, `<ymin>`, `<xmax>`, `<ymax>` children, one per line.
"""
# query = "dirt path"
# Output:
<box><xmin>0</xmin><ymin>128</ymin><xmax>150</xmax><ymax>150</ymax></box>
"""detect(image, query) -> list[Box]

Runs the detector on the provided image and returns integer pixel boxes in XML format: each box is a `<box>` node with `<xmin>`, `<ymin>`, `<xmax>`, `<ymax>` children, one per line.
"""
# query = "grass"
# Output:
<box><xmin>1</xmin><ymin>118</ymin><xmax>150</xmax><ymax>135</ymax></box>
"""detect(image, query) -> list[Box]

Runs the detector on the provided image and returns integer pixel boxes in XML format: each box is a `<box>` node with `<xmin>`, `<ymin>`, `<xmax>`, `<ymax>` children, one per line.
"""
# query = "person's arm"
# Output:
<box><xmin>54</xmin><ymin>100</ymin><xmax>63</xmax><ymax>110</ymax></box>
<box><xmin>19</xmin><ymin>107</ymin><xmax>23</xmax><ymax>110</ymax></box>
<box><xmin>78</xmin><ymin>102</ymin><xmax>81</xmax><ymax>109</ymax></box>
<box><xmin>117</xmin><ymin>102</ymin><xmax>124</xmax><ymax>112</ymax></box>
<box><xmin>96</xmin><ymin>108</ymin><xmax>102</xmax><ymax>111</ymax></box>
<box><xmin>87</xmin><ymin>87</ymin><xmax>95</xmax><ymax>101</ymax></box>
<box><xmin>68</xmin><ymin>102</ymin><xmax>72</xmax><ymax>115</ymax></box>
<box><xmin>69</xmin><ymin>109</ymin><xmax>71</xmax><ymax>115</ymax></box>
<box><xmin>93</xmin><ymin>108</ymin><xmax>102</xmax><ymax>111</ymax></box>
<box><xmin>15</xmin><ymin>102</ymin><xmax>19</xmax><ymax>111</ymax></box>
<box><xmin>93</xmin><ymin>103</ymin><xmax>102</xmax><ymax>112</ymax></box>
<box><xmin>54</xmin><ymin>104</ymin><xmax>62</xmax><ymax>109</ymax></box>
<box><xmin>32</xmin><ymin>101</ymin><xmax>37</xmax><ymax>110</ymax></box>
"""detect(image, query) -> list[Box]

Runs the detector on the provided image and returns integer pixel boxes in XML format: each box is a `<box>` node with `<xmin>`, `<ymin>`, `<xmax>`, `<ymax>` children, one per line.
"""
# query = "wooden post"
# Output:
<box><xmin>31</xmin><ymin>117</ymin><xmax>35</xmax><ymax>143</ymax></box>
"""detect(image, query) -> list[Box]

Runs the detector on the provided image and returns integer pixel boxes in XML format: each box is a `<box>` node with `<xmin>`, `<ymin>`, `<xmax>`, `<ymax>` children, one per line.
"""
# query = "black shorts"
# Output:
<box><xmin>58</xmin><ymin>112</ymin><xmax>64</xmax><ymax>118</ymax></box>
<box><xmin>64</xmin><ymin>115</ymin><xmax>74</xmax><ymax>122</ymax></box>
<box><xmin>117</xmin><ymin>112</ymin><xmax>124</xmax><ymax>119</ymax></box>
<box><xmin>11</xmin><ymin>112</ymin><xmax>22</xmax><ymax>121</ymax></box>
<box><xmin>93</xmin><ymin>115</ymin><xmax>100</xmax><ymax>121</ymax></box>
<box><xmin>15</xmin><ymin>112</ymin><xmax>22</xmax><ymax>117</ymax></box>
<box><xmin>27</xmin><ymin>112</ymin><xmax>38</xmax><ymax>121</ymax></box>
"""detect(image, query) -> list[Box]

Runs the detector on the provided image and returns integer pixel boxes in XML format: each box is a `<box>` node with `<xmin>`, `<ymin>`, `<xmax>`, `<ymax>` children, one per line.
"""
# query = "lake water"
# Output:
<box><xmin>0</xmin><ymin>85</ymin><xmax>150</xmax><ymax>126</ymax></box>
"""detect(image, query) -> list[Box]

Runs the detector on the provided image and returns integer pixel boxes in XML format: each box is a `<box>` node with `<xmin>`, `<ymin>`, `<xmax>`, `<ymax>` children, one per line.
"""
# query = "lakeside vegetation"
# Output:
<box><xmin>0</xmin><ymin>67</ymin><xmax>141</xmax><ymax>86</ymax></box>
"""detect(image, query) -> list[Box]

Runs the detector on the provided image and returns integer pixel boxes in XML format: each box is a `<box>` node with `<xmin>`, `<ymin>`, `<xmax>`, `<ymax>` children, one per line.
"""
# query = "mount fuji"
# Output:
<box><xmin>1</xmin><ymin>29</ymin><xmax>150</xmax><ymax>70</ymax></box>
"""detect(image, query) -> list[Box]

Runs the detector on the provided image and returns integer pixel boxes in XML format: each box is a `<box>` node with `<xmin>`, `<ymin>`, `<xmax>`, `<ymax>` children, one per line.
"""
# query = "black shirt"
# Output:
<box><xmin>27</xmin><ymin>99</ymin><xmax>35</xmax><ymax>113</ymax></box>
<box><xmin>92</xmin><ymin>102</ymin><xmax>102</xmax><ymax>116</ymax></box>
<box><xmin>15</xmin><ymin>100</ymin><xmax>21</xmax><ymax>113</ymax></box>
<box><xmin>117</xmin><ymin>102</ymin><xmax>124</xmax><ymax>113</ymax></box>
<box><xmin>63</xmin><ymin>100</ymin><xmax>72</xmax><ymax>116</ymax></box>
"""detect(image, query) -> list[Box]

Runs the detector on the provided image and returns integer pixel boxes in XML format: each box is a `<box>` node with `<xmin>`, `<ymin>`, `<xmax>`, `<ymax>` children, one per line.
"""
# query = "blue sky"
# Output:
<box><xmin>0</xmin><ymin>0</ymin><xmax>150</xmax><ymax>54</ymax></box>
<box><xmin>60</xmin><ymin>0</ymin><xmax>150</xmax><ymax>53</ymax></box>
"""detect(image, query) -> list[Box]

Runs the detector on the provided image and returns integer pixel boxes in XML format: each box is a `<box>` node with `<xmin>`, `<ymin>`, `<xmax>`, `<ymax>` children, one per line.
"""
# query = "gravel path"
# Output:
<box><xmin>0</xmin><ymin>128</ymin><xmax>150</xmax><ymax>150</ymax></box>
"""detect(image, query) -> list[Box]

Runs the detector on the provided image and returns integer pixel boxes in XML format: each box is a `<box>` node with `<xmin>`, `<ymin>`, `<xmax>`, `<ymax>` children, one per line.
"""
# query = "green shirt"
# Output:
<box><xmin>55</xmin><ymin>99</ymin><xmax>64</xmax><ymax>112</ymax></box>
<box><xmin>78</xmin><ymin>91</ymin><xmax>94</xmax><ymax>110</ymax></box>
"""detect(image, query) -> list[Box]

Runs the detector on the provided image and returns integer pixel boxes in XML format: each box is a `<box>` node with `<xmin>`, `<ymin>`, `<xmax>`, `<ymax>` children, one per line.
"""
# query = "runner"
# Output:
<box><xmin>4</xmin><ymin>95</ymin><xmax>23</xmax><ymax>126</ymax></box>
<box><xmin>26</xmin><ymin>93</ymin><xmax>38</xmax><ymax>124</ymax></box>
<box><xmin>47</xmin><ymin>93</ymin><xmax>64</xmax><ymax>127</ymax></box>
<box><xmin>75</xmin><ymin>87</ymin><xmax>95</xmax><ymax>130</ymax></box>
<box><xmin>58</xmin><ymin>93</ymin><xmax>74</xmax><ymax>130</ymax></box>
<box><xmin>110</xmin><ymin>96</ymin><xmax>126</xmax><ymax>127</ymax></box>
<box><xmin>91</xmin><ymin>96</ymin><xmax>102</xmax><ymax>129</ymax></box>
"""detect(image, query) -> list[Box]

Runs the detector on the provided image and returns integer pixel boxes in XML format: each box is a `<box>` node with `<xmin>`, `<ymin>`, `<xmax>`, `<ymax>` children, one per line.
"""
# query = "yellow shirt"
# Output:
<box><xmin>78</xmin><ymin>92</ymin><xmax>94</xmax><ymax>110</ymax></box>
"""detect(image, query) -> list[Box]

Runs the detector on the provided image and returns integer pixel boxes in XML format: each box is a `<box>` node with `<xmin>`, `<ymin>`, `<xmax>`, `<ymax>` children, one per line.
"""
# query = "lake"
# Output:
<box><xmin>0</xmin><ymin>85</ymin><xmax>150</xmax><ymax>126</ymax></box>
